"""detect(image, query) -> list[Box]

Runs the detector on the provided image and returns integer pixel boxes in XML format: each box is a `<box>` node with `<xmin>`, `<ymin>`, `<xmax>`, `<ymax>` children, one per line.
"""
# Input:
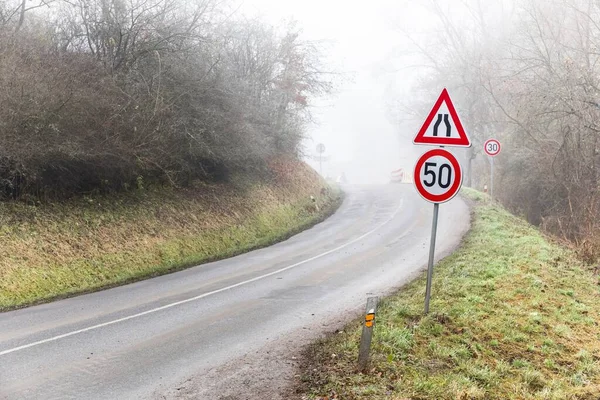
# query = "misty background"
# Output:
<box><xmin>242</xmin><ymin>0</ymin><xmax>434</xmax><ymax>183</ymax></box>
<box><xmin>3</xmin><ymin>0</ymin><xmax>600</xmax><ymax>261</ymax></box>
<box><xmin>242</xmin><ymin>0</ymin><xmax>600</xmax><ymax>263</ymax></box>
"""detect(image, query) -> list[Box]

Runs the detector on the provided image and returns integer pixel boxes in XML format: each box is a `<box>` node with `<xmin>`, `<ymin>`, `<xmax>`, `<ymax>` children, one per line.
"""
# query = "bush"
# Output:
<box><xmin>0</xmin><ymin>1</ymin><xmax>332</xmax><ymax>200</ymax></box>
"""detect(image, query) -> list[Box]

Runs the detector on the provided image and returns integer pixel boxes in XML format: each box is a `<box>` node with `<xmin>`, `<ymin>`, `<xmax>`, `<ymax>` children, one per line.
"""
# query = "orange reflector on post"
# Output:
<box><xmin>365</xmin><ymin>313</ymin><xmax>375</xmax><ymax>327</ymax></box>
<box><xmin>358</xmin><ymin>297</ymin><xmax>378</xmax><ymax>372</ymax></box>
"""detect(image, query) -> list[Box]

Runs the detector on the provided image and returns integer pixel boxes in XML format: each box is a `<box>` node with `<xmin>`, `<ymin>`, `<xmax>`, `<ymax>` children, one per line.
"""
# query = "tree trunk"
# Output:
<box><xmin>16</xmin><ymin>0</ymin><xmax>26</xmax><ymax>32</ymax></box>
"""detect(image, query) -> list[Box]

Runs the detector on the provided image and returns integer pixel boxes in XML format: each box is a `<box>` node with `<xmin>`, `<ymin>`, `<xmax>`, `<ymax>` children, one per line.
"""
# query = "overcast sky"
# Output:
<box><xmin>240</xmin><ymin>0</ymin><xmax>433</xmax><ymax>183</ymax></box>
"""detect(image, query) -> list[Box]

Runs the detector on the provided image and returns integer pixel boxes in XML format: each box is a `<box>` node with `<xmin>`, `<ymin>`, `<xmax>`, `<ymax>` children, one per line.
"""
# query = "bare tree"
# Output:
<box><xmin>399</xmin><ymin>0</ymin><xmax>600</xmax><ymax>259</ymax></box>
<box><xmin>392</xmin><ymin>0</ymin><xmax>513</xmax><ymax>186</ymax></box>
<box><xmin>0</xmin><ymin>0</ymin><xmax>333</xmax><ymax>199</ymax></box>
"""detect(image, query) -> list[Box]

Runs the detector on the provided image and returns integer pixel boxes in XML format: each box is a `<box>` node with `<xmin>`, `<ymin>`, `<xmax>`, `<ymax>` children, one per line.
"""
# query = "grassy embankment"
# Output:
<box><xmin>0</xmin><ymin>159</ymin><xmax>341</xmax><ymax>311</ymax></box>
<box><xmin>301</xmin><ymin>188</ymin><xmax>600</xmax><ymax>400</ymax></box>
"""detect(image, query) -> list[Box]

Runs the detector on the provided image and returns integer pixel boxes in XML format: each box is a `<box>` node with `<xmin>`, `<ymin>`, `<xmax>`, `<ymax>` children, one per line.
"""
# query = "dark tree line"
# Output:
<box><xmin>0</xmin><ymin>0</ymin><xmax>332</xmax><ymax>199</ymax></box>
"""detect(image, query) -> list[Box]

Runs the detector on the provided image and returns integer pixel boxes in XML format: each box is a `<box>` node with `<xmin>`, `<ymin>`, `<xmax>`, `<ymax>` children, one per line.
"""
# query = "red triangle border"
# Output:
<box><xmin>413</xmin><ymin>88</ymin><xmax>471</xmax><ymax>147</ymax></box>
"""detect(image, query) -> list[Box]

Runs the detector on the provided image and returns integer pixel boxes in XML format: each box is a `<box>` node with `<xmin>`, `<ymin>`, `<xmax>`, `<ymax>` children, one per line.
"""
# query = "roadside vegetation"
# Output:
<box><xmin>0</xmin><ymin>1</ymin><xmax>339</xmax><ymax>310</ymax></box>
<box><xmin>299</xmin><ymin>189</ymin><xmax>600</xmax><ymax>400</ymax></box>
<box><xmin>0</xmin><ymin>159</ymin><xmax>341</xmax><ymax>311</ymax></box>
<box><xmin>392</xmin><ymin>0</ymin><xmax>600</xmax><ymax>261</ymax></box>
<box><xmin>0</xmin><ymin>0</ymin><xmax>332</xmax><ymax>201</ymax></box>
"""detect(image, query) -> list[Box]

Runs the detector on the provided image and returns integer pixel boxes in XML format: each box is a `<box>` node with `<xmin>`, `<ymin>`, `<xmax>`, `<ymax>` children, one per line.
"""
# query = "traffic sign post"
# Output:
<box><xmin>413</xmin><ymin>88</ymin><xmax>470</xmax><ymax>314</ymax></box>
<box><xmin>413</xmin><ymin>149</ymin><xmax>463</xmax><ymax>314</ymax></box>
<box><xmin>484</xmin><ymin>139</ymin><xmax>501</xmax><ymax>201</ymax></box>
<box><xmin>316</xmin><ymin>143</ymin><xmax>326</xmax><ymax>176</ymax></box>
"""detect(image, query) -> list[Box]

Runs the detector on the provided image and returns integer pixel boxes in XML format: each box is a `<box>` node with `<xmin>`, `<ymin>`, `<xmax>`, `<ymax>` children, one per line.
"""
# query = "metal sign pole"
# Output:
<box><xmin>491</xmin><ymin>157</ymin><xmax>494</xmax><ymax>201</ymax></box>
<box><xmin>424</xmin><ymin>202</ymin><xmax>439</xmax><ymax>314</ymax></box>
<box><xmin>319</xmin><ymin>153</ymin><xmax>322</xmax><ymax>176</ymax></box>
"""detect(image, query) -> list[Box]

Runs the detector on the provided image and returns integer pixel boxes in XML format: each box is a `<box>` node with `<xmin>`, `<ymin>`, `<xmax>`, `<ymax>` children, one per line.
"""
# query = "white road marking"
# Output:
<box><xmin>0</xmin><ymin>199</ymin><xmax>404</xmax><ymax>357</ymax></box>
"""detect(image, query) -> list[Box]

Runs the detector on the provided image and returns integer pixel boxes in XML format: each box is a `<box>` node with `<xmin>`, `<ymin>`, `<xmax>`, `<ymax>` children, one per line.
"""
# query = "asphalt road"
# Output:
<box><xmin>0</xmin><ymin>184</ymin><xmax>470</xmax><ymax>400</ymax></box>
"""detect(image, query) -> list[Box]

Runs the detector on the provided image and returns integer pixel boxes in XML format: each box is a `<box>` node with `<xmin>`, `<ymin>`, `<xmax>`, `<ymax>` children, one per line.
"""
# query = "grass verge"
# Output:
<box><xmin>0</xmin><ymin>159</ymin><xmax>342</xmax><ymax>311</ymax></box>
<box><xmin>299</xmin><ymin>188</ymin><xmax>600</xmax><ymax>400</ymax></box>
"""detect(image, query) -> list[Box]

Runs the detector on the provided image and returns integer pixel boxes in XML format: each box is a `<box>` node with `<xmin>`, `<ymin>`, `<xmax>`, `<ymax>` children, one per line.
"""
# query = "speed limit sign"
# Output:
<box><xmin>484</xmin><ymin>139</ymin><xmax>501</xmax><ymax>157</ymax></box>
<box><xmin>414</xmin><ymin>149</ymin><xmax>463</xmax><ymax>203</ymax></box>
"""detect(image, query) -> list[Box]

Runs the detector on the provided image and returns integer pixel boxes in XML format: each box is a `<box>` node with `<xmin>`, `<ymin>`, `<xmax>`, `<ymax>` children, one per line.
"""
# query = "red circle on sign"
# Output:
<box><xmin>484</xmin><ymin>139</ymin><xmax>501</xmax><ymax>157</ymax></box>
<box><xmin>413</xmin><ymin>149</ymin><xmax>463</xmax><ymax>203</ymax></box>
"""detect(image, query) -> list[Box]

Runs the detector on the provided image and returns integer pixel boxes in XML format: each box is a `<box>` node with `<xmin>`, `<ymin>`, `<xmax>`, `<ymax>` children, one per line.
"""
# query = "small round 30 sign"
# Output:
<box><xmin>414</xmin><ymin>149</ymin><xmax>463</xmax><ymax>203</ymax></box>
<box><xmin>484</xmin><ymin>139</ymin><xmax>501</xmax><ymax>157</ymax></box>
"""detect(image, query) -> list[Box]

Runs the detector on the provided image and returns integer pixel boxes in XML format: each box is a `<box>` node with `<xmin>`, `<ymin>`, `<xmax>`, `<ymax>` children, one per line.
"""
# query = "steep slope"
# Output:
<box><xmin>0</xmin><ymin>158</ymin><xmax>341</xmax><ymax>310</ymax></box>
<box><xmin>300</xmin><ymin>189</ymin><xmax>600</xmax><ymax>400</ymax></box>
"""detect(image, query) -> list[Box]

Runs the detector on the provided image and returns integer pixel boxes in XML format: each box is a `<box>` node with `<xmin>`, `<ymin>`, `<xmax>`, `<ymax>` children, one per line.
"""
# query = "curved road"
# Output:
<box><xmin>0</xmin><ymin>184</ymin><xmax>469</xmax><ymax>400</ymax></box>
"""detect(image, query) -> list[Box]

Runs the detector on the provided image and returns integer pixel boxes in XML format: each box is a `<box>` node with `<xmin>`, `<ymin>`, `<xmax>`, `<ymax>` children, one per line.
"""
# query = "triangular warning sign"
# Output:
<box><xmin>413</xmin><ymin>88</ymin><xmax>471</xmax><ymax>147</ymax></box>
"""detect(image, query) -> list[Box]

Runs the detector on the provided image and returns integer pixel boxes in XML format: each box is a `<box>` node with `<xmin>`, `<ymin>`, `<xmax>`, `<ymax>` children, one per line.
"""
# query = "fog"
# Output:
<box><xmin>241</xmin><ymin>0</ymin><xmax>433</xmax><ymax>183</ymax></box>
<box><xmin>7</xmin><ymin>0</ymin><xmax>600</xmax><ymax>257</ymax></box>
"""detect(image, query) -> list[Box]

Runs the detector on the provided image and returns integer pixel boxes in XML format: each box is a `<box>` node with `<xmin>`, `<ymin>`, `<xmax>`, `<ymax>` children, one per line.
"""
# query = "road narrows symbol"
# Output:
<box><xmin>432</xmin><ymin>114</ymin><xmax>451</xmax><ymax>137</ymax></box>
<box><xmin>413</xmin><ymin>88</ymin><xmax>471</xmax><ymax>147</ymax></box>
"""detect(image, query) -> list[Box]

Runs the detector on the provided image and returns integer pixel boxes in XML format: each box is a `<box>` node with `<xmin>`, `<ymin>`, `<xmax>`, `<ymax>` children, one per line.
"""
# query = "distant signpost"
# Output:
<box><xmin>484</xmin><ymin>139</ymin><xmax>501</xmax><ymax>201</ymax></box>
<box><xmin>484</xmin><ymin>139</ymin><xmax>501</xmax><ymax>156</ymax></box>
<box><xmin>413</xmin><ymin>88</ymin><xmax>471</xmax><ymax>314</ymax></box>
<box><xmin>316</xmin><ymin>143</ymin><xmax>326</xmax><ymax>175</ymax></box>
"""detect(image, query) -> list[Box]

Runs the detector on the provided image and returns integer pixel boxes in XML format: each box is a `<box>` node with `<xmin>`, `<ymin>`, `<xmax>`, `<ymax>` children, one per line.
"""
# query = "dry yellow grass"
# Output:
<box><xmin>0</xmin><ymin>159</ymin><xmax>341</xmax><ymax>310</ymax></box>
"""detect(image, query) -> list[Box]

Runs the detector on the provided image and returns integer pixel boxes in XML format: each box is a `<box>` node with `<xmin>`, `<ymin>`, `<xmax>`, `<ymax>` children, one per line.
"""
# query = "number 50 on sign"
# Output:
<box><xmin>414</xmin><ymin>149</ymin><xmax>463</xmax><ymax>204</ymax></box>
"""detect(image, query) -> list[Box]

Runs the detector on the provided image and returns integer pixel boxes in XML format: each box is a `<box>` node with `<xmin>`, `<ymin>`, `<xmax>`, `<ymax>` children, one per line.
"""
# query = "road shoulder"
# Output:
<box><xmin>157</xmin><ymin>193</ymin><xmax>471</xmax><ymax>400</ymax></box>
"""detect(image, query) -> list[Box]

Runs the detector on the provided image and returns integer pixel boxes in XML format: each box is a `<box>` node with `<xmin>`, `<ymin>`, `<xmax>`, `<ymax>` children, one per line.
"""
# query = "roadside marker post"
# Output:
<box><xmin>358</xmin><ymin>296</ymin><xmax>378</xmax><ymax>372</ymax></box>
<box><xmin>413</xmin><ymin>88</ymin><xmax>471</xmax><ymax>314</ymax></box>
<box><xmin>483</xmin><ymin>139</ymin><xmax>501</xmax><ymax>201</ymax></box>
